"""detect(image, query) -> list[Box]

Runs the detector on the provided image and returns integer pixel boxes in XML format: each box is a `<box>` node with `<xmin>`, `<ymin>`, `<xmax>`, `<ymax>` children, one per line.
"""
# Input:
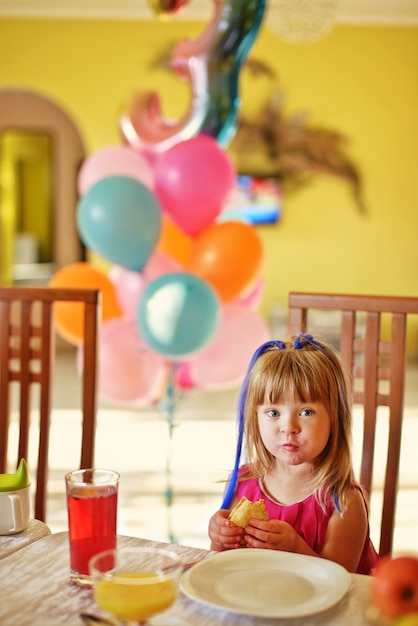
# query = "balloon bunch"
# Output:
<box><xmin>49</xmin><ymin>135</ymin><xmax>271</xmax><ymax>405</ymax></box>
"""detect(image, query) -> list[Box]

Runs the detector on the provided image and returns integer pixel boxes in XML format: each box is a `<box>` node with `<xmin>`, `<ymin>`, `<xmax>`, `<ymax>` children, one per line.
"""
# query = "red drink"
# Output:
<box><xmin>65</xmin><ymin>469</ymin><xmax>119</xmax><ymax>586</ymax></box>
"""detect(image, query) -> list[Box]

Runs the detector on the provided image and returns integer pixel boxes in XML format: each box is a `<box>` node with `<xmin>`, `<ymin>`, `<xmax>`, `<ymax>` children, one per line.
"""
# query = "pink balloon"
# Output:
<box><xmin>109</xmin><ymin>252</ymin><xmax>181</xmax><ymax>319</ymax></box>
<box><xmin>143</xmin><ymin>251</ymin><xmax>182</xmax><ymax>283</ymax></box>
<box><xmin>154</xmin><ymin>135</ymin><xmax>236</xmax><ymax>236</ymax></box>
<box><xmin>148</xmin><ymin>0</ymin><xmax>189</xmax><ymax>18</ymax></box>
<box><xmin>173</xmin><ymin>362</ymin><xmax>195</xmax><ymax>390</ymax></box>
<box><xmin>96</xmin><ymin>318</ymin><xmax>168</xmax><ymax>405</ymax></box>
<box><xmin>109</xmin><ymin>265</ymin><xmax>146</xmax><ymax>320</ymax></box>
<box><xmin>189</xmin><ymin>302</ymin><xmax>271</xmax><ymax>390</ymax></box>
<box><xmin>78</xmin><ymin>145</ymin><xmax>154</xmax><ymax>195</ymax></box>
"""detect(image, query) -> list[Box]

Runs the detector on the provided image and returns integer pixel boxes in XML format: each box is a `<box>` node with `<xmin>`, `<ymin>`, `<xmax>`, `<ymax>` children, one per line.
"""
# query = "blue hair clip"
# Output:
<box><xmin>266</xmin><ymin>339</ymin><xmax>286</xmax><ymax>350</ymax></box>
<box><xmin>294</xmin><ymin>333</ymin><xmax>314</xmax><ymax>348</ymax></box>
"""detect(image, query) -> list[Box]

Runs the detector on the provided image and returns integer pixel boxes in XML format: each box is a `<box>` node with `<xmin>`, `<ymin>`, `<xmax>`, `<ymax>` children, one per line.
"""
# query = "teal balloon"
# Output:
<box><xmin>77</xmin><ymin>175</ymin><xmax>161</xmax><ymax>271</ymax></box>
<box><xmin>137</xmin><ymin>272</ymin><xmax>221</xmax><ymax>360</ymax></box>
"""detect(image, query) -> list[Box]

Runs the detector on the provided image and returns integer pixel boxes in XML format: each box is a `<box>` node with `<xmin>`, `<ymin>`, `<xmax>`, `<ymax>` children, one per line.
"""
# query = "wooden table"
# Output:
<box><xmin>0</xmin><ymin>518</ymin><xmax>51</xmax><ymax>560</ymax></box>
<box><xmin>0</xmin><ymin>532</ymin><xmax>372</xmax><ymax>626</ymax></box>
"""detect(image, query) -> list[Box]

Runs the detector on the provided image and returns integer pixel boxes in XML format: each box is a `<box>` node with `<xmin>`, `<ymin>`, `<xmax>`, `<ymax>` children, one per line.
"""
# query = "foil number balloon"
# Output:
<box><xmin>120</xmin><ymin>0</ymin><xmax>267</xmax><ymax>154</ymax></box>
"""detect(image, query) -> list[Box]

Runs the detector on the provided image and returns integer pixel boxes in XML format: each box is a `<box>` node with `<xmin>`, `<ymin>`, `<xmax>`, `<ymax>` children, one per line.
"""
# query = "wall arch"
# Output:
<box><xmin>0</xmin><ymin>89</ymin><xmax>85</xmax><ymax>279</ymax></box>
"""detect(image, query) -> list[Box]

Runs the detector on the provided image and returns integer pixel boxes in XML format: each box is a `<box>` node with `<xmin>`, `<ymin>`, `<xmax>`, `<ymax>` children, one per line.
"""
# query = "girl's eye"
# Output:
<box><xmin>300</xmin><ymin>409</ymin><xmax>314</xmax><ymax>417</ymax></box>
<box><xmin>266</xmin><ymin>409</ymin><xmax>280</xmax><ymax>418</ymax></box>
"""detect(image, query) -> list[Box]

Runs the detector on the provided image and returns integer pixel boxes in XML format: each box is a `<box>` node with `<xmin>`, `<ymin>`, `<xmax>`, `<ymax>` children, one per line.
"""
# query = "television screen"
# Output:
<box><xmin>220</xmin><ymin>175</ymin><xmax>282</xmax><ymax>225</ymax></box>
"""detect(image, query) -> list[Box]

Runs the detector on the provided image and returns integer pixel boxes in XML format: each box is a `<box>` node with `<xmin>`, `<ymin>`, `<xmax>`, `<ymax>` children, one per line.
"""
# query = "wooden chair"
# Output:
<box><xmin>0</xmin><ymin>286</ymin><xmax>101</xmax><ymax>522</ymax></box>
<box><xmin>288</xmin><ymin>292</ymin><xmax>418</xmax><ymax>557</ymax></box>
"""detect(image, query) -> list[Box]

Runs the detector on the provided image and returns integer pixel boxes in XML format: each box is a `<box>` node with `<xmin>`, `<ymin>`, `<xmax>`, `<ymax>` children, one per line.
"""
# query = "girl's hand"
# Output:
<box><xmin>243</xmin><ymin>519</ymin><xmax>301</xmax><ymax>552</ymax></box>
<box><xmin>208</xmin><ymin>509</ymin><xmax>244</xmax><ymax>551</ymax></box>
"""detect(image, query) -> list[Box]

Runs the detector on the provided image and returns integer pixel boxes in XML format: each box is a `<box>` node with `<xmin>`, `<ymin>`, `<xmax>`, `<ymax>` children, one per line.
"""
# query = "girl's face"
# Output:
<box><xmin>256</xmin><ymin>398</ymin><xmax>331</xmax><ymax>467</ymax></box>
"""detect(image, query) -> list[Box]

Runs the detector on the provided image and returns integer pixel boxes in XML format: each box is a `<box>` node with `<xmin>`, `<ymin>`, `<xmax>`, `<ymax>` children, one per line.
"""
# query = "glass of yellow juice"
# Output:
<box><xmin>89</xmin><ymin>547</ymin><xmax>182</xmax><ymax>625</ymax></box>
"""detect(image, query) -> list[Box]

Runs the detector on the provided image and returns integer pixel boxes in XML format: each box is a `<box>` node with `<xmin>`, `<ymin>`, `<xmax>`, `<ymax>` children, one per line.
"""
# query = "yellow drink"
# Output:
<box><xmin>94</xmin><ymin>572</ymin><xmax>178</xmax><ymax>621</ymax></box>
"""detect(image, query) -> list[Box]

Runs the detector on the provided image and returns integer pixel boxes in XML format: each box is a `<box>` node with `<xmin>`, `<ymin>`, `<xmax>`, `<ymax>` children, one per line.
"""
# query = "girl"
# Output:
<box><xmin>208</xmin><ymin>334</ymin><xmax>378</xmax><ymax>574</ymax></box>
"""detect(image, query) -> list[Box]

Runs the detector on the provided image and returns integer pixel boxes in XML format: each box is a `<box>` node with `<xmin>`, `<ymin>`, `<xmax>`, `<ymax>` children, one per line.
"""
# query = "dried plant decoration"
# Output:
<box><xmin>229</xmin><ymin>59</ymin><xmax>366</xmax><ymax>212</ymax></box>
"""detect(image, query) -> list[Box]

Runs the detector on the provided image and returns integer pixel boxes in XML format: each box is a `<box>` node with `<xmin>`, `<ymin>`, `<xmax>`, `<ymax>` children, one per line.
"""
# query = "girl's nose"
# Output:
<box><xmin>280</xmin><ymin>414</ymin><xmax>300</xmax><ymax>434</ymax></box>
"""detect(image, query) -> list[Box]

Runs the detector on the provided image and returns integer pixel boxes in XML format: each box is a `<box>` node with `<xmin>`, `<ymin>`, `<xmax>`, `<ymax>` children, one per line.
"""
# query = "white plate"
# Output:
<box><xmin>180</xmin><ymin>549</ymin><xmax>350</xmax><ymax>618</ymax></box>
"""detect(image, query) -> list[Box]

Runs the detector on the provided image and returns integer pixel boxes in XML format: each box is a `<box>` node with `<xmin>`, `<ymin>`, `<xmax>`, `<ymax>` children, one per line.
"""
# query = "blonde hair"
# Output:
<box><xmin>240</xmin><ymin>338</ymin><xmax>354</xmax><ymax>513</ymax></box>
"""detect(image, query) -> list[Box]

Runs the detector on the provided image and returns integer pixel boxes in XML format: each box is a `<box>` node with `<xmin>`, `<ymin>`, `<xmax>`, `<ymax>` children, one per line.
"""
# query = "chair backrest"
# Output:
<box><xmin>0</xmin><ymin>286</ymin><xmax>100</xmax><ymax>522</ymax></box>
<box><xmin>288</xmin><ymin>292</ymin><xmax>418</xmax><ymax>557</ymax></box>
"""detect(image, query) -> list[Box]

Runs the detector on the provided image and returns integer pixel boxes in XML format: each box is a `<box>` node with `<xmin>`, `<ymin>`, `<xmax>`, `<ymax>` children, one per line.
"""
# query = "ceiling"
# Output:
<box><xmin>1</xmin><ymin>0</ymin><xmax>418</xmax><ymax>24</ymax></box>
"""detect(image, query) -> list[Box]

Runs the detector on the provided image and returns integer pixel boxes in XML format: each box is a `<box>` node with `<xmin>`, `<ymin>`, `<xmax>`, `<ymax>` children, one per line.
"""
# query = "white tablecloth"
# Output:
<box><xmin>0</xmin><ymin>532</ymin><xmax>372</xmax><ymax>626</ymax></box>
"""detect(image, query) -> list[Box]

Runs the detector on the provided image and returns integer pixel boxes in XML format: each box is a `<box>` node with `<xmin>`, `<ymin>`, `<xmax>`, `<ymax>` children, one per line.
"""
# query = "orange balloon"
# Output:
<box><xmin>48</xmin><ymin>262</ymin><xmax>123</xmax><ymax>345</ymax></box>
<box><xmin>187</xmin><ymin>221</ymin><xmax>264</xmax><ymax>302</ymax></box>
<box><xmin>157</xmin><ymin>214</ymin><xmax>192</xmax><ymax>267</ymax></box>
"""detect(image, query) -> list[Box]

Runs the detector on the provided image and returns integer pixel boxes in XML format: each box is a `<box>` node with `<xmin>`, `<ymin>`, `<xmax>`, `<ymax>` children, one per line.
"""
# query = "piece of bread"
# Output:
<box><xmin>228</xmin><ymin>496</ymin><xmax>269</xmax><ymax>528</ymax></box>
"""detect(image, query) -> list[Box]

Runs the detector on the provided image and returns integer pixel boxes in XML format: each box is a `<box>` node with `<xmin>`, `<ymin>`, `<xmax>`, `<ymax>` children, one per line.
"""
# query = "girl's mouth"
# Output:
<box><xmin>283</xmin><ymin>443</ymin><xmax>299</xmax><ymax>452</ymax></box>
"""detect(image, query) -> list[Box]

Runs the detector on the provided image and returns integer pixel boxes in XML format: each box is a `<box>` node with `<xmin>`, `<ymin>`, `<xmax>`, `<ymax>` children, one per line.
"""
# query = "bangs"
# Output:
<box><xmin>254</xmin><ymin>350</ymin><xmax>331</xmax><ymax>406</ymax></box>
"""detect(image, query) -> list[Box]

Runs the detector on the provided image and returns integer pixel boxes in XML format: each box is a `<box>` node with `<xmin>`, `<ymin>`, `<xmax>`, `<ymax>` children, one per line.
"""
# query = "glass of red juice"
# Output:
<box><xmin>65</xmin><ymin>468</ymin><xmax>119</xmax><ymax>587</ymax></box>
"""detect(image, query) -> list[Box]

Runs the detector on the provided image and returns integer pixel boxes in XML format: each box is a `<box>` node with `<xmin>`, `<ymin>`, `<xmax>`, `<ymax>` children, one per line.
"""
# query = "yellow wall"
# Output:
<box><xmin>0</xmin><ymin>17</ymin><xmax>417</xmax><ymax>321</ymax></box>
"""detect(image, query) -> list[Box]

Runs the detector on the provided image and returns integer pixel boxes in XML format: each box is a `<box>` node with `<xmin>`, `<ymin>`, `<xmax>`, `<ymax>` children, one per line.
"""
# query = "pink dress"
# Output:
<box><xmin>236</xmin><ymin>471</ymin><xmax>378</xmax><ymax>575</ymax></box>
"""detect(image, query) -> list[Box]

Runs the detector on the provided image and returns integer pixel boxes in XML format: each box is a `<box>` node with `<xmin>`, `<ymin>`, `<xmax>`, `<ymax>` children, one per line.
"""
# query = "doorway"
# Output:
<box><xmin>0</xmin><ymin>90</ymin><xmax>86</xmax><ymax>285</ymax></box>
<box><xmin>0</xmin><ymin>130</ymin><xmax>53</xmax><ymax>283</ymax></box>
